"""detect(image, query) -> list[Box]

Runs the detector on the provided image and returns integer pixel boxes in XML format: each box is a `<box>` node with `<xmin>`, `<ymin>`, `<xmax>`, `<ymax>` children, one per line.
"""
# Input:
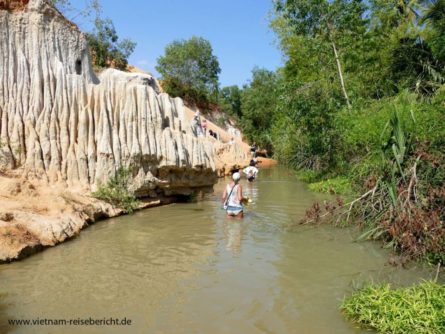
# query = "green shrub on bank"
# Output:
<box><xmin>342</xmin><ymin>281</ymin><xmax>445</xmax><ymax>334</ymax></box>
<box><xmin>308</xmin><ymin>176</ymin><xmax>354</xmax><ymax>197</ymax></box>
<box><xmin>92</xmin><ymin>167</ymin><xmax>139</xmax><ymax>213</ymax></box>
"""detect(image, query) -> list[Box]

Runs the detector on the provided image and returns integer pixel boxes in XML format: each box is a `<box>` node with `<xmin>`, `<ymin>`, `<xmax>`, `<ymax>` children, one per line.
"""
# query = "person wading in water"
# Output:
<box><xmin>221</xmin><ymin>172</ymin><xmax>245</xmax><ymax>218</ymax></box>
<box><xmin>243</xmin><ymin>159</ymin><xmax>259</xmax><ymax>182</ymax></box>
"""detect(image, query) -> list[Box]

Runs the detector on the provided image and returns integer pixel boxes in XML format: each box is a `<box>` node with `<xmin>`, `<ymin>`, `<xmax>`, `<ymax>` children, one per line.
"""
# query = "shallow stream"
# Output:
<box><xmin>0</xmin><ymin>167</ymin><xmax>437</xmax><ymax>333</ymax></box>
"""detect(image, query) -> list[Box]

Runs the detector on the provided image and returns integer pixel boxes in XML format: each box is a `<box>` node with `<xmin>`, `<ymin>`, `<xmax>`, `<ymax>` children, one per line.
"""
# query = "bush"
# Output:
<box><xmin>92</xmin><ymin>167</ymin><xmax>139</xmax><ymax>213</ymax></box>
<box><xmin>300</xmin><ymin>95</ymin><xmax>445</xmax><ymax>262</ymax></box>
<box><xmin>342</xmin><ymin>281</ymin><xmax>445</xmax><ymax>334</ymax></box>
<box><xmin>336</xmin><ymin>92</ymin><xmax>445</xmax><ymax>180</ymax></box>
<box><xmin>161</xmin><ymin>77</ymin><xmax>210</xmax><ymax>109</ymax></box>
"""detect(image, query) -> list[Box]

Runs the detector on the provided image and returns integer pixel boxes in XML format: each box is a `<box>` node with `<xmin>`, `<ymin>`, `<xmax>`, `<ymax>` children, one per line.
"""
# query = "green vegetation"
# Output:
<box><xmin>341</xmin><ymin>281</ymin><xmax>445</xmax><ymax>334</ymax></box>
<box><xmin>258</xmin><ymin>3</ymin><xmax>445</xmax><ymax>329</ymax></box>
<box><xmin>156</xmin><ymin>36</ymin><xmax>221</xmax><ymax>108</ymax></box>
<box><xmin>238</xmin><ymin>68</ymin><xmax>279</xmax><ymax>152</ymax></box>
<box><xmin>92</xmin><ymin>167</ymin><xmax>139</xmax><ymax>214</ymax></box>
<box><xmin>219</xmin><ymin>85</ymin><xmax>242</xmax><ymax>118</ymax></box>
<box><xmin>237</xmin><ymin>0</ymin><xmax>445</xmax><ymax>264</ymax></box>
<box><xmin>307</xmin><ymin>177</ymin><xmax>353</xmax><ymax>196</ymax></box>
<box><xmin>86</xmin><ymin>17</ymin><xmax>136</xmax><ymax>70</ymax></box>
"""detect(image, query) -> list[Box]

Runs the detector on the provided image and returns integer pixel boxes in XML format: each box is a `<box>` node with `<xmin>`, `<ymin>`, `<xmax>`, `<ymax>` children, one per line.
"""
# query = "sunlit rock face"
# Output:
<box><xmin>0</xmin><ymin>0</ymin><xmax>217</xmax><ymax>197</ymax></box>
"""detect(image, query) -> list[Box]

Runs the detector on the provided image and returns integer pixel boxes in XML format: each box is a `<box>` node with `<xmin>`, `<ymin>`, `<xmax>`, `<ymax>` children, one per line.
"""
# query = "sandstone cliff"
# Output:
<box><xmin>0</xmin><ymin>0</ymin><xmax>217</xmax><ymax>197</ymax></box>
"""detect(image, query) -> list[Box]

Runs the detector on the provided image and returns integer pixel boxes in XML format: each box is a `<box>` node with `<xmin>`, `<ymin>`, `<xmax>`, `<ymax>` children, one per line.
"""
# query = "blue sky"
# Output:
<box><xmin>68</xmin><ymin>0</ymin><xmax>283</xmax><ymax>87</ymax></box>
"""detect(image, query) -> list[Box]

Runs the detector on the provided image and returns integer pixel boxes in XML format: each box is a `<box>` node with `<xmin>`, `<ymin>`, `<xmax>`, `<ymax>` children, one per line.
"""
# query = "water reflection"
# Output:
<box><xmin>244</xmin><ymin>181</ymin><xmax>259</xmax><ymax>202</ymax></box>
<box><xmin>224</xmin><ymin>221</ymin><xmax>243</xmax><ymax>255</ymax></box>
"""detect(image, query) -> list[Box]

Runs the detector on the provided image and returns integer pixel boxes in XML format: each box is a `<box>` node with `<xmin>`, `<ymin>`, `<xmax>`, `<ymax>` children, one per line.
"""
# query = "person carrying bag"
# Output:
<box><xmin>221</xmin><ymin>172</ymin><xmax>245</xmax><ymax>218</ymax></box>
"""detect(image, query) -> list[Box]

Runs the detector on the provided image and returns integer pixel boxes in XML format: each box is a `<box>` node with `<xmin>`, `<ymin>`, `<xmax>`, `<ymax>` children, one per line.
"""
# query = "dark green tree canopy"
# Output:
<box><xmin>239</xmin><ymin>68</ymin><xmax>279</xmax><ymax>151</ymax></box>
<box><xmin>220</xmin><ymin>85</ymin><xmax>242</xmax><ymax>118</ymax></box>
<box><xmin>156</xmin><ymin>36</ymin><xmax>221</xmax><ymax>104</ymax></box>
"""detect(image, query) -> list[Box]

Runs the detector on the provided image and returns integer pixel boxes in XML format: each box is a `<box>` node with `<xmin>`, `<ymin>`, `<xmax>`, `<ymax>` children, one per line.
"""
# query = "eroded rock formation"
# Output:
<box><xmin>0</xmin><ymin>0</ymin><xmax>217</xmax><ymax>197</ymax></box>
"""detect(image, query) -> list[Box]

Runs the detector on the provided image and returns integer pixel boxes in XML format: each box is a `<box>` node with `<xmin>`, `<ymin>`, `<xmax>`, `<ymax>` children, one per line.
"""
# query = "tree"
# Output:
<box><xmin>369</xmin><ymin>0</ymin><xmax>445</xmax><ymax>94</ymax></box>
<box><xmin>219</xmin><ymin>85</ymin><xmax>242</xmax><ymax>117</ymax></box>
<box><xmin>86</xmin><ymin>17</ymin><xmax>136</xmax><ymax>70</ymax></box>
<box><xmin>156</xmin><ymin>36</ymin><xmax>221</xmax><ymax>106</ymax></box>
<box><xmin>239</xmin><ymin>68</ymin><xmax>279</xmax><ymax>151</ymax></box>
<box><xmin>422</xmin><ymin>0</ymin><xmax>445</xmax><ymax>64</ymax></box>
<box><xmin>274</xmin><ymin>0</ymin><xmax>369</xmax><ymax>108</ymax></box>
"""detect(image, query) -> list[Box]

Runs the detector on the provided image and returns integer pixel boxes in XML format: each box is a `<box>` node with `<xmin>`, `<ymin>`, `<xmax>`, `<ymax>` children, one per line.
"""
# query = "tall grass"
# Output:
<box><xmin>341</xmin><ymin>281</ymin><xmax>445</xmax><ymax>334</ymax></box>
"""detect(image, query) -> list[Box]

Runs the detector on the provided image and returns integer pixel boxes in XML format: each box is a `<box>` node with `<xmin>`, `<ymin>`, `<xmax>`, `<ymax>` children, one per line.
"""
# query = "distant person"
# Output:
<box><xmin>243</xmin><ymin>159</ymin><xmax>259</xmax><ymax>182</ymax></box>
<box><xmin>191</xmin><ymin>110</ymin><xmax>202</xmax><ymax>136</ymax></box>
<box><xmin>227</xmin><ymin>126</ymin><xmax>235</xmax><ymax>137</ymax></box>
<box><xmin>250</xmin><ymin>142</ymin><xmax>257</xmax><ymax>157</ymax></box>
<box><xmin>221</xmin><ymin>172</ymin><xmax>245</xmax><ymax>218</ymax></box>
<box><xmin>209</xmin><ymin>129</ymin><xmax>218</xmax><ymax>139</ymax></box>
<box><xmin>201</xmin><ymin>119</ymin><xmax>207</xmax><ymax>136</ymax></box>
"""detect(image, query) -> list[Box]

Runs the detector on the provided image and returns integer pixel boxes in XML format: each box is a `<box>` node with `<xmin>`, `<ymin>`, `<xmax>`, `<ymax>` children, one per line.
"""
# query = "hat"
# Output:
<box><xmin>232</xmin><ymin>172</ymin><xmax>241</xmax><ymax>181</ymax></box>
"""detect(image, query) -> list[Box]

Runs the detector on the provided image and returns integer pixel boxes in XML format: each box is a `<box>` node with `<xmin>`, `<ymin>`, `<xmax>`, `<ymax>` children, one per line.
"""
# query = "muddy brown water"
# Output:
<box><xmin>0</xmin><ymin>167</ymin><xmax>438</xmax><ymax>334</ymax></box>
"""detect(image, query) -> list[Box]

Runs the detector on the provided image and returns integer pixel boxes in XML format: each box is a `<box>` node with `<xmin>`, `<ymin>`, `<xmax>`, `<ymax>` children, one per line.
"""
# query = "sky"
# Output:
<box><xmin>68</xmin><ymin>0</ymin><xmax>283</xmax><ymax>87</ymax></box>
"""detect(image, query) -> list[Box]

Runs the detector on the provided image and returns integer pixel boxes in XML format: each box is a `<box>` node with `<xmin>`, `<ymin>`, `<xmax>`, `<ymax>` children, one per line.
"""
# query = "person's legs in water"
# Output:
<box><xmin>226</xmin><ymin>205</ymin><xmax>243</xmax><ymax>219</ymax></box>
<box><xmin>227</xmin><ymin>211</ymin><xmax>243</xmax><ymax>219</ymax></box>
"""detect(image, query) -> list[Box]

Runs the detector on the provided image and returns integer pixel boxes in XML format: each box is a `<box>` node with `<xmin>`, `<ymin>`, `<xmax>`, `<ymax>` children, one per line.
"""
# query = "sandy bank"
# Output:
<box><xmin>0</xmin><ymin>170</ymin><xmax>184</xmax><ymax>262</ymax></box>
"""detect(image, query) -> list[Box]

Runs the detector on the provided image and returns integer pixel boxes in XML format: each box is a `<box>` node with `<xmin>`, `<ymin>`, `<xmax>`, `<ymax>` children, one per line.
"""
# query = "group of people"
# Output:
<box><xmin>221</xmin><ymin>157</ymin><xmax>259</xmax><ymax>219</ymax></box>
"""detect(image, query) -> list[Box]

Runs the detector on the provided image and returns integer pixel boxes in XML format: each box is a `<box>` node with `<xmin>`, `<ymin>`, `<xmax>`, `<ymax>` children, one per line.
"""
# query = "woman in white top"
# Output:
<box><xmin>243</xmin><ymin>160</ymin><xmax>259</xmax><ymax>182</ymax></box>
<box><xmin>221</xmin><ymin>172</ymin><xmax>245</xmax><ymax>218</ymax></box>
